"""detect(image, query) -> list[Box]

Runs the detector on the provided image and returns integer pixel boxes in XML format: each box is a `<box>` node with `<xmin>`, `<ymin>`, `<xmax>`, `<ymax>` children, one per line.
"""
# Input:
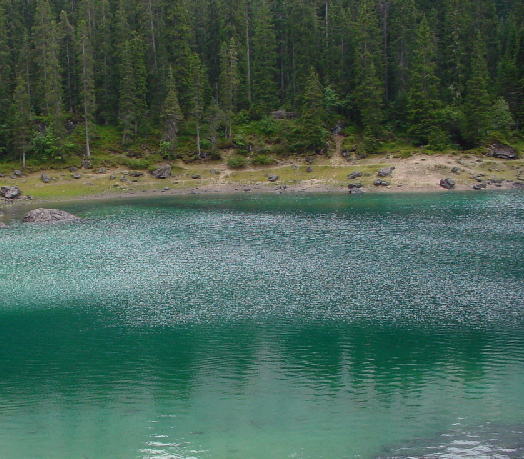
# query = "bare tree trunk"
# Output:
<box><xmin>245</xmin><ymin>3</ymin><xmax>252</xmax><ymax>104</ymax></box>
<box><xmin>196</xmin><ymin>123</ymin><xmax>201</xmax><ymax>156</ymax></box>
<box><xmin>148</xmin><ymin>0</ymin><xmax>158</xmax><ymax>71</ymax></box>
<box><xmin>82</xmin><ymin>40</ymin><xmax>91</xmax><ymax>158</ymax></box>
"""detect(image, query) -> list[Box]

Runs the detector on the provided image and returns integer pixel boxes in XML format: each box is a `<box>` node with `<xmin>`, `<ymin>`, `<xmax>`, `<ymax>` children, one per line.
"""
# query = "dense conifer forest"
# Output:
<box><xmin>0</xmin><ymin>0</ymin><xmax>523</xmax><ymax>167</ymax></box>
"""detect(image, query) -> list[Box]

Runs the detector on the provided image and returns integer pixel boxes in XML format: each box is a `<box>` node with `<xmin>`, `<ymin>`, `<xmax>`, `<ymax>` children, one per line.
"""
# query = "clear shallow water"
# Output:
<box><xmin>0</xmin><ymin>192</ymin><xmax>523</xmax><ymax>458</ymax></box>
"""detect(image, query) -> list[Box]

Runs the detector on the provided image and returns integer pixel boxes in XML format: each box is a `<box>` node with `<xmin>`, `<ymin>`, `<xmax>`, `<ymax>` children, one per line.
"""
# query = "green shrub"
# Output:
<box><xmin>227</xmin><ymin>156</ymin><xmax>247</xmax><ymax>169</ymax></box>
<box><xmin>251</xmin><ymin>154</ymin><xmax>275</xmax><ymax>166</ymax></box>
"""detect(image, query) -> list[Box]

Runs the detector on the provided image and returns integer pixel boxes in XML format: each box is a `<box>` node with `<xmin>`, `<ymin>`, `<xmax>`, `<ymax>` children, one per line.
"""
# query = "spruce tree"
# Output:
<box><xmin>251</xmin><ymin>0</ymin><xmax>278</xmax><ymax>112</ymax></box>
<box><xmin>300</xmin><ymin>68</ymin><xmax>327</xmax><ymax>151</ymax></box>
<box><xmin>161</xmin><ymin>66</ymin><xmax>183</xmax><ymax>156</ymax></box>
<box><xmin>10</xmin><ymin>72</ymin><xmax>33</xmax><ymax>167</ymax></box>
<box><xmin>406</xmin><ymin>16</ymin><xmax>441</xmax><ymax>144</ymax></box>
<box><xmin>463</xmin><ymin>35</ymin><xmax>492</xmax><ymax>146</ymax></box>
<box><xmin>353</xmin><ymin>0</ymin><xmax>385</xmax><ymax>137</ymax></box>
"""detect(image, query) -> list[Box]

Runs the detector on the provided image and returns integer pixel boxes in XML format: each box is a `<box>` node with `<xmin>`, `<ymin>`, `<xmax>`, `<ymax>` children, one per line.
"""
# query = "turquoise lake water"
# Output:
<box><xmin>0</xmin><ymin>192</ymin><xmax>523</xmax><ymax>458</ymax></box>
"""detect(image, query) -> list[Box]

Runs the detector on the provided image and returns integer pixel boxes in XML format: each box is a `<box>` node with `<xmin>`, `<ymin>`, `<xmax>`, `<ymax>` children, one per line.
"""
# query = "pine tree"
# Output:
<box><xmin>33</xmin><ymin>0</ymin><xmax>63</xmax><ymax>133</ymax></box>
<box><xmin>251</xmin><ymin>0</ymin><xmax>278</xmax><ymax>112</ymax></box>
<box><xmin>406</xmin><ymin>16</ymin><xmax>441</xmax><ymax>144</ymax></box>
<box><xmin>463</xmin><ymin>35</ymin><xmax>492</xmax><ymax>145</ymax></box>
<box><xmin>160</xmin><ymin>66</ymin><xmax>183</xmax><ymax>156</ymax></box>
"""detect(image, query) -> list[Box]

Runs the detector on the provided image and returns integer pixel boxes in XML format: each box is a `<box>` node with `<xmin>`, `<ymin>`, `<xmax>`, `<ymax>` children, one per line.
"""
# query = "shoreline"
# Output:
<box><xmin>1</xmin><ymin>153</ymin><xmax>523</xmax><ymax>212</ymax></box>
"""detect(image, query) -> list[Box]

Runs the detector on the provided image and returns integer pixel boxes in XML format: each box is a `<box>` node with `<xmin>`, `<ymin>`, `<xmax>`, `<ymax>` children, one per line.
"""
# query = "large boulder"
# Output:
<box><xmin>486</xmin><ymin>142</ymin><xmax>518</xmax><ymax>160</ymax></box>
<box><xmin>377</xmin><ymin>167</ymin><xmax>395</xmax><ymax>177</ymax></box>
<box><xmin>151</xmin><ymin>165</ymin><xmax>172</xmax><ymax>179</ymax></box>
<box><xmin>0</xmin><ymin>186</ymin><xmax>22</xmax><ymax>199</ymax></box>
<box><xmin>23</xmin><ymin>208</ymin><xmax>80</xmax><ymax>224</ymax></box>
<box><xmin>440</xmin><ymin>178</ymin><xmax>456</xmax><ymax>190</ymax></box>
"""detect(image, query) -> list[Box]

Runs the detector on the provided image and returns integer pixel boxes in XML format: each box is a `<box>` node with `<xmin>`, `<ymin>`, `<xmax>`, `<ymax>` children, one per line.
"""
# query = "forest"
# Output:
<box><xmin>0</xmin><ymin>0</ymin><xmax>523</xmax><ymax>168</ymax></box>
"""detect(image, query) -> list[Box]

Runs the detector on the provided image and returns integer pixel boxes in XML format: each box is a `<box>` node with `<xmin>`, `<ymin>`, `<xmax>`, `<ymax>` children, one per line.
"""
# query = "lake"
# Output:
<box><xmin>0</xmin><ymin>192</ymin><xmax>523</xmax><ymax>458</ymax></box>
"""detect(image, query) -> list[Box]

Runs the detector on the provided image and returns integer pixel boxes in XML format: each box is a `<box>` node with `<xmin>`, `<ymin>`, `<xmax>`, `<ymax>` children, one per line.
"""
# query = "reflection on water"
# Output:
<box><xmin>0</xmin><ymin>192</ymin><xmax>523</xmax><ymax>458</ymax></box>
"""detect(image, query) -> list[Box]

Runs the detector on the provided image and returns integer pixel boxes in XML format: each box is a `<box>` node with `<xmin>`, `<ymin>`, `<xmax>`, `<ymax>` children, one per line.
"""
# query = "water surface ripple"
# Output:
<box><xmin>0</xmin><ymin>192</ymin><xmax>523</xmax><ymax>458</ymax></box>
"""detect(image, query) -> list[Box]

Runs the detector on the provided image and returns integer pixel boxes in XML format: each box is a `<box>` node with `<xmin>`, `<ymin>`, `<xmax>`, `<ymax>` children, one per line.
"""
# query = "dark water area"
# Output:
<box><xmin>0</xmin><ymin>192</ymin><xmax>523</xmax><ymax>458</ymax></box>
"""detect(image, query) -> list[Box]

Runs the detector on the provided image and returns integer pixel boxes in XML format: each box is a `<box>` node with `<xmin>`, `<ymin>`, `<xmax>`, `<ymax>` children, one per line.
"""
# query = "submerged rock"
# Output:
<box><xmin>23</xmin><ymin>208</ymin><xmax>81</xmax><ymax>224</ymax></box>
<box><xmin>440</xmin><ymin>178</ymin><xmax>456</xmax><ymax>190</ymax></box>
<box><xmin>486</xmin><ymin>142</ymin><xmax>518</xmax><ymax>160</ymax></box>
<box><xmin>151</xmin><ymin>165</ymin><xmax>171</xmax><ymax>179</ymax></box>
<box><xmin>0</xmin><ymin>186</ymin><xmax>22</xmax><ymax>199</ymax></box>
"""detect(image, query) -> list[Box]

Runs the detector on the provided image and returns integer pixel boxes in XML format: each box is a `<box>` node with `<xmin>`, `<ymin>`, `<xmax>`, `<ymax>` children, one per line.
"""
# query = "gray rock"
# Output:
<box><xmin>72</xmin><ymin>173</ymin><xmax>82</xmax><ymax>179</ymax></box>
<box><xmin>306</xmin><ymin>167</ymin><xmax>313</xmax><ymax>173</ymax></box>
<box><xmin>374</xmin><ymin>179</ymin><xmax>390</xmax><ymax>187</ymax></box>
<box><xmin>440</xmin><ymin>178</ymin><xmax>456</xmax><ymax>190</ymax></box>
<box><xmin>473</xmin><ymin>183</ymin><xmax>487</xmax><ymax>190</ymax></box>
<box><xmin>349</xmin><ymin>188</ymin><xmax>364</xmax><ymax>194</ymax></box>
<box><xmin>348</xmin><ymin>171</ymin><xmax>363</xmax><ymax>180</ymax></box>
<box><xmin>13</xmin><ymin>170</ymin><xmax>23</xmax><ymax>177</ymax></box>
<box><xmin>151</xmin><ymin>165</ymin><xmax>172</xmax><ymax>179</ymax></box>
<box><xmin>0</xmin><ymin>186</ymin><xmax>22</xmax><ymax>199</ymax></box>
<box><xmin>191</xmin><ymin>174</ymin><xmax>201</xmax><ymax>179</ymax></box>
<box><xmin>23</xmin><ymin>208</ymin><xmax>80</xmax><ymax>224</ymax></box>
<box><xmin>97</xmin><ymin>168</ymin><xmax>107</xmax><ymax>174</ymax></box>
<box><xmin>69</xmin><ymin>166</ymin><xmax>78</xmax><ymax>172</ymax></box>
<box><xmin>348</xmin><ymin>183</ymin><xmax>363</xmax><ymax>190</ymax></box>
<box><xmin>41</xmin><ymin>173</ymin><xmax>51</xmax><ymax>183</ymax></box>
<box><xmin>268</xmin><ymin>175</ymin><xmax>279</xmax><ymax>182</ymax></box>
<box><xmin>129</xmin><ymin>171</ymin><xmax>144</xmax><ymax>177</ymax></box>
<box><xmin>451</xmin><ymin>167</ymin><xmax>461</xmax><ymax>174</ymax></box>
<box><xmin>513</xmin><ymin>182</ymin><xmax>524</xmax><ymax>189</ymax></box>
<box><xmin>377</xmin><ymin>167</ymin><xmax>395</xmax><ymax>178</ymax></box>
<box><xmin>0</xmin><ymin>222</ymin><xmax>8</xmax><ymax>229</ymax></box>
<box><xmin>486</xmin><ymin>142</ymin><xmax>518</xmax><ymax>160</ymax></box>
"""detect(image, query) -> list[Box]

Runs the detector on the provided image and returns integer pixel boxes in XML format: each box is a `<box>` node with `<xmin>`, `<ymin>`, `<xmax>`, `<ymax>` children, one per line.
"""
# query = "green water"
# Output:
<box><xmin>0</xmin><ymin>192</ymin><xmax>523</xmax><ymax>458</ymax></box>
